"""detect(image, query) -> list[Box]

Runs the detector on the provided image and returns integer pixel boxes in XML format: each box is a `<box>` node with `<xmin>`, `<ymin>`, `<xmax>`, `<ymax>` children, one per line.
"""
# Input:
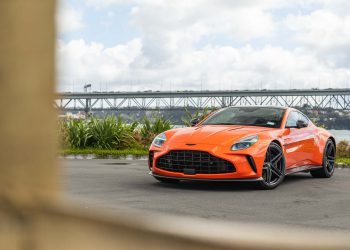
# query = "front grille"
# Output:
<box><xmin>156</xmin><ymin>150</ymin><xmax>235</xmax><ymax>174</ymax></box>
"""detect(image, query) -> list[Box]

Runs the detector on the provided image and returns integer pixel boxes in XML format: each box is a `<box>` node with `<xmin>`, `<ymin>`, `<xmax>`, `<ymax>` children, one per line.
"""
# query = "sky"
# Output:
<box><xmin>56</xmin><ymin>0</ymin><xmax>350</xmax><ymax>92</ymax></box>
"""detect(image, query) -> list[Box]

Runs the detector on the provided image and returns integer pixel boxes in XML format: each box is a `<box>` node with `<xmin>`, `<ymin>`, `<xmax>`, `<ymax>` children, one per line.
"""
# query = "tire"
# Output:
<box><xmin>310</xmin><ymin>139</ymin><xmax>335</xmax><ymax>178</ymax></box>
<box><xmin>154</xmin><ymin>176</ymin><xmax>180</xmax><ymax>184</ymax></box>
<box><xmin>257</xmin><ymin>142</ymin><xmax>286</xmax><ymax>190</ymax></box>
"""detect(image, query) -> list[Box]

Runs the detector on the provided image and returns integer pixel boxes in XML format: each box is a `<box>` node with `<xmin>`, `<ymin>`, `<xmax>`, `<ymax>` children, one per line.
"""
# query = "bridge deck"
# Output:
<box><xmin>55</xmin><ymin>88</ymin><xmax>350</xmax><ymax>111</ymax></box>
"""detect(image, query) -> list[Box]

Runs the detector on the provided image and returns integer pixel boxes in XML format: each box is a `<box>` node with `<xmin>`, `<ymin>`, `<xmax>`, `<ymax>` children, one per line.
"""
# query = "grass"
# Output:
<box><xmin>336</xmin><ymin>157</ymin><xmax>350</xmax><ymax>165</ymax></box>
<box><xmin>61</xmin><ymin>148</ymin><xmax>148</xmax><ymax>156</ymax></box>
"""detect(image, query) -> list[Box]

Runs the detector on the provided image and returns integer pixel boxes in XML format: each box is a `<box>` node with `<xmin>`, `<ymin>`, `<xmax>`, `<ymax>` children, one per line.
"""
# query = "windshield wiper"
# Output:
<box><xmin>208</xmin><ymin>123</ymin><xmax>238</xmax><ymax>125</ymax></box>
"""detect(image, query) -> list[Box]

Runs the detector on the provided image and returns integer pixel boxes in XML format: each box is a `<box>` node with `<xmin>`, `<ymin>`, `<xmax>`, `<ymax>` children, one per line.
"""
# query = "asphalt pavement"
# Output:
<box><xmin>61</xmin><ymin>158</ymin><xmax>350</xmax><ymax>231</ymax></box>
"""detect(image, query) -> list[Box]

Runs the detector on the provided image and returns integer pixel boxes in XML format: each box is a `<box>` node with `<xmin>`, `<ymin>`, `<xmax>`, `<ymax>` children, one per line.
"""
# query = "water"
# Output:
<box><xmin>329</xmin><ymin>130</ymin><xmax>350</xmax><ymax>142</ymax></box>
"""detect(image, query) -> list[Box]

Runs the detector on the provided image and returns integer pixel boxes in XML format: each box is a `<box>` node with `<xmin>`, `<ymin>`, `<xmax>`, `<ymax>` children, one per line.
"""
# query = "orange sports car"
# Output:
<box><xmin>148</xmin><ymin>106</ymin><xmax>336</xmax><ymax>189</ymax></box>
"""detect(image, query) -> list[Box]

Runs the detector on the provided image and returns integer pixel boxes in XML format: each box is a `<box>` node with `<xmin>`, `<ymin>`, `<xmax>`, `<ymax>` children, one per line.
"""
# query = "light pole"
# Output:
<box><xmin>84</xmin><ymin>84</ymin><xmax>91</xmax><ymax>93</ymax></box>
<box><xmin>84</xmin><ymin>84</ymin><xmax>92</xmax><ymax>116</ymax></box>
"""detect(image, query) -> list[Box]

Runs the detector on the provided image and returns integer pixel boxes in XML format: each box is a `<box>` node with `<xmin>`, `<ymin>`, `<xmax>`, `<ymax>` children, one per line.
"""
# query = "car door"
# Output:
<box><xmin>282</xmin><ymin>111</ymin><xmax>315</xmax><ymax>168</ymax></box>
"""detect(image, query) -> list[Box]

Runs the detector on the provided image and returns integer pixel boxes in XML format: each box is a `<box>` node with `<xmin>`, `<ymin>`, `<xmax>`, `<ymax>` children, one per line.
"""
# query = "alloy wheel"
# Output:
<box><xmin>262</xmin><ymin>143</ymin><xmax>285</xmax><ymax>187</ymax></box>
<box><xmin>310</xmin><ymin>139</ymin><xmax>336</xmax><ymax>178</ymax></box>
<box><xmin>324</xmin><ymin>141</ymin><xmax>335</xmax><ymax>174</ymax></box>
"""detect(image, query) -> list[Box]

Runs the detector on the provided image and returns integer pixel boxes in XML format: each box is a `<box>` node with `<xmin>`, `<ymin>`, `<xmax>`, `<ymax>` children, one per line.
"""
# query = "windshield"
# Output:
<box><xmin>202</xmin><ymin>107</ymin><xmax>285</xmax><ymax>128</ymax></box>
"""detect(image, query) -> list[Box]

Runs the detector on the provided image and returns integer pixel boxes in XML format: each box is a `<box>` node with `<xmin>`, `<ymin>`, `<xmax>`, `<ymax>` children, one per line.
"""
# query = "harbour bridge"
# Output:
<box><xmin>56</xmin><ymin>88</ymin><xmax>350</xmax><ymax>112</ymax></box>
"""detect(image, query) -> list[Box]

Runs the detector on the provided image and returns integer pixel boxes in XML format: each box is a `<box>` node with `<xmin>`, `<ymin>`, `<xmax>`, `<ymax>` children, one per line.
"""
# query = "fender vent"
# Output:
<box><xmin>148</xmin><ymin>151</ymin><xmax>154</xmax><ymax>169</ymax></box>
<box><xmin>246</xmin><ymin>155</ymin><xmax>257</xmax><ymax>173</ymax></box>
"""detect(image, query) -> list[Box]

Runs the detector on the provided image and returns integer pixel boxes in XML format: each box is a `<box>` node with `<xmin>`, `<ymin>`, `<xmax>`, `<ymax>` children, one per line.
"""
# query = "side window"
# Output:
<box><xmin>285</xmin><ymin>111</ymin><xmax>299</xmax><ymax>127</ymax></box>
<box><xmin>298</xmin><ymin>112</ymin><xmax>309</xmax><ymax>126</ymax></box>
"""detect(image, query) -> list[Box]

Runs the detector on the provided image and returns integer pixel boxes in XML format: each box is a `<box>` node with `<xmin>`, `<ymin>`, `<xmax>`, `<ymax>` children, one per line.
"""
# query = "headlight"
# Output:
<box><xmin>231</xmin><ymin>135</ymin><xmax>258</xmax><ymax>151</ymax></box>
<box><xmin>152</xmin><ymin>133</ymin><xmax>167</xmax><ymax>147</ymax></box>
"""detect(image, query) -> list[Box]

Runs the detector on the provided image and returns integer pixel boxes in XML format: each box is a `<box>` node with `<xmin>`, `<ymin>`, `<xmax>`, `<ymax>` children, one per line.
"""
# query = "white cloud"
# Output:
<box><xmin>57</xmin><ymin>39</ymin><xmax>350</xmax><ymax>91</ymax></box>
<box><xmin>57</xmin><ymin>1</ymin><xmax>84</xmax><ymax>34</ymax></box>
<box><xmin>286</xmin><ymin>10</ymin><xmax>350</xmax><ymax>47</ymax></box>
<box><xmin>285</xmin><ymin>9</ymin><xmax>350</xmax><ymax>68</ymax></box>
<box><xmin>128</xmin><ymin>1</ymin><xmax>277</xmax><ymax>70</ymax></box>
<box><xmin>57</xmin><ymin>38</ymin><xmax>142</xmax><ymax>91</ymax></box>
<box><xmin>57</xmin><ymin>0</ymin><xmax>350</xmax><ymax>91</ymax></box>
<box><xmin>306</xmin><ymin>0</ymin><xmax>350</xmax><ymax>16</ymax></box>
<box><xmin>87</xmin><ymin>0</ymin><xmax>278</xmax><ymax>42</ymax></box>
<box><xmin>86</xmin><ymin>0</ymin><xmax>127</xmax><ymax>9</ymax></box>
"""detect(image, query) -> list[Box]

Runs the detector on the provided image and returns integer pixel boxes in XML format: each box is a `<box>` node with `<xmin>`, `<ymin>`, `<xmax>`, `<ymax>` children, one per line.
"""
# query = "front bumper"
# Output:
<box><xmin>149</xmin><ymin>142</ymin><xmax>266</xmax><ymax>180</ymax></box>
<box><xmin>150</xmin><ymin>172</ymin><xmax>263</xmax><ymax>182</ymax></box>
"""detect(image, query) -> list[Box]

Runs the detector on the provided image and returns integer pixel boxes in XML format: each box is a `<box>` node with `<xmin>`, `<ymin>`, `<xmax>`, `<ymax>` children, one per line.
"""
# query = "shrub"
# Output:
<box><xmin>66</xmin><ymin>119</ymin><xmax>91</xmax><ymax>148</ymax></box>
<box><xmin>336</xmin><ymin>140</ymin><xmax>350</xmax><ymax>158</ymax></box>
<box><xmin>58</xmin><ymin>120</ymin><xmax>69</xmax><ymax>148</ymax></box>
<box><xmin>140</xmin><ymin>114</ymin><xmax>172</xmax><ymax>146</ymax></box>
<box><xmin>89</xmin><ymin>116</ymin><xmax>138</xmax><ymax>149</ymax></box>
<box><xmin>181</xmin><ymin>107</ymin><xmax>212</xmax><ymax>126</ymax></box>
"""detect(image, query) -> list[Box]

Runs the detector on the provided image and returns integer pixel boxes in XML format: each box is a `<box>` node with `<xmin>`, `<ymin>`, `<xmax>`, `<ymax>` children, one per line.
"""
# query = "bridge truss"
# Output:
<box><xmin>56</xmin><ymin>89</ymin><xmax>350</xmax><ymax>112</ymax></box>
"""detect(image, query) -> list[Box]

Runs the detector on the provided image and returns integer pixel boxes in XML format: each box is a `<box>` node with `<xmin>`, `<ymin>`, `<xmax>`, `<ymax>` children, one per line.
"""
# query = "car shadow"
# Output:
<box><xmin>151</xmin><ymin>173</ymin><xmax>313</xmax><ymax>191</ymax></box>
<box><xmin>284</xmin><ymin>172</ymin><xmax>313</xmax><ymax>183</ymax></box>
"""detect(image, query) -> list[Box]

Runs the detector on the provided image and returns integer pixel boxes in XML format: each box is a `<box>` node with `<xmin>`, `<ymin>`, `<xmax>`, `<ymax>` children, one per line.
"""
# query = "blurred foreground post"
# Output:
<box><xmin>0</xmin><ymin>0</ymin><xmax>57</xmax><ymax>249</ymax></box>
<box><xmin>0</xmin><ymin>0</ymin><xmax>58</xmax><ymax>204</ymax></box>
<box><xmin>0</xmin><ymin>1</ymin><xmax>350</xmax><ymax>250</ymax></box>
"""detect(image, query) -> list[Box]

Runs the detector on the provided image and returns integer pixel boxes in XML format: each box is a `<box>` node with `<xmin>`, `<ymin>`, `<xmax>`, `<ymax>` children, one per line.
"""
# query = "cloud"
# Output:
<box><xmin>85</xmin><ymin>0</ymin><xmax>127</xmax><ymax>9</ymax></box>
<box><xmin>57</xmin><ymin>1</ymin><xmax>84</xmax><ymax>34</ymax></box>
<box><xmin>87</xmin><ymin>0</ymin><xmax>278</xmax><ymax>44</ymax></box>
<box><xmin>57</xmin><ymin>38</ymin><xmax>350</xmax><ymax>91</ymax></box>
<box><xmin>57</xmin><ymin>38</ymin><xmax>142</xmax><ymax>91</ymax></box>
<box><xmin>57</xmin><ymin>0</ymin><xmax>350</xmax><ymax>91</ymax></box>
<box><xmin>285</xmin><ymin>9</ymin><xmax>350</xmax><ymax>68</ymax></box>
<box><xmin>128</xmin><ymin>1</ymin><xmax>278</xmax><ymax>70</ymax></box>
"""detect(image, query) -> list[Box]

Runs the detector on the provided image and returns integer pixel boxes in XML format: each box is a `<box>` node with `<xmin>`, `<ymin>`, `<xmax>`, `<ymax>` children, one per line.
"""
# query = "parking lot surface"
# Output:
<box><xmin>62</xmin><ymin>158</ymin><xmax>350</xmax><ymax>231</ymax></box>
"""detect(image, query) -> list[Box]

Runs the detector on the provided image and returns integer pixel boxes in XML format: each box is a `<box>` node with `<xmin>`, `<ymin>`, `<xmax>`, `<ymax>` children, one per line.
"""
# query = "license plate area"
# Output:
<box><xmin>183</xmin><ymin>168</ymin><xmax>196</xmax><ymax>175</ymax></box>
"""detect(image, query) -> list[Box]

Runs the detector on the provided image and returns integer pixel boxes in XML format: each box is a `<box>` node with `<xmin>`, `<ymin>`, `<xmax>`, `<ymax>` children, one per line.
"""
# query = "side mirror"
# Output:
<box><xmin>190</xmin><ymin>118</ymin><xmax>200</xmax><ymax>127</ymax></box>
<box><xmin>296</xmin><ymin>120</ymin><xmax>307</xmax><ymax>129</ymax></box>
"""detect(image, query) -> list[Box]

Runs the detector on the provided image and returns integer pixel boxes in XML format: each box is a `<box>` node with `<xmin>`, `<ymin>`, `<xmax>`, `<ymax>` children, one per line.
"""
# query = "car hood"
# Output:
<box><xmin>167</xmin><ymin>125</ymin><xmax>273</xmax><ymax>146</ymax></box>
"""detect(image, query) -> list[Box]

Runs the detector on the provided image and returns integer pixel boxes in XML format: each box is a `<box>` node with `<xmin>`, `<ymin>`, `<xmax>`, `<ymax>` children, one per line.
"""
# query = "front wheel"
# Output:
<box><xmin>310</xmin><ymin>139</ymin><xmax>335</xmax><ymax>178</ymax></box>
<box><xmin>257</xmin><ymin>142</ymin><xmax>286</xmax><ymax>190</ymax></box>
